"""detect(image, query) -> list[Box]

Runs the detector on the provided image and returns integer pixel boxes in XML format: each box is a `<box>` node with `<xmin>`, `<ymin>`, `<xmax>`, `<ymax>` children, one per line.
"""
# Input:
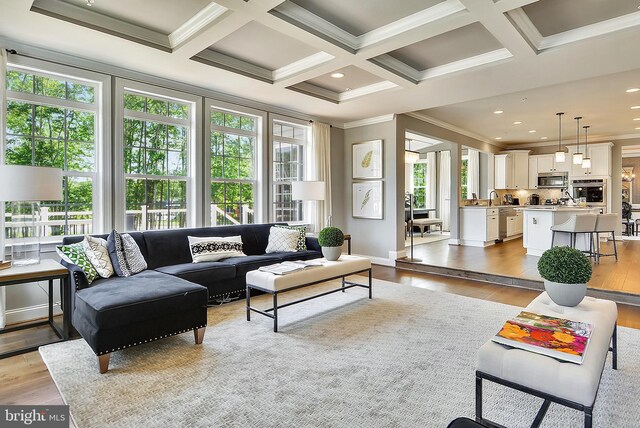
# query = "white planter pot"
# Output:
<box><xmin>544</xmin><ymin>280</ymin><xmax>587</xmax><ymax>307</ymax></box>
<box><xmin>322</xmin><ymin>246</ymin><xmax>342</xmax><ymax>261</ymax></box>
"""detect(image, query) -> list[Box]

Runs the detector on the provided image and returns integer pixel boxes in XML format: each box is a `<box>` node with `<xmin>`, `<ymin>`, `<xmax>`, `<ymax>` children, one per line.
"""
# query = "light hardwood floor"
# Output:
<box><xmin>1</xmin><ymin>265</ymin><xmax>640</xmax><ymax>424</ymax></box>
<box><xmin>405</xmin><ymin>236</ymin><xmax>640</xmax><ymax>294</ymax></box>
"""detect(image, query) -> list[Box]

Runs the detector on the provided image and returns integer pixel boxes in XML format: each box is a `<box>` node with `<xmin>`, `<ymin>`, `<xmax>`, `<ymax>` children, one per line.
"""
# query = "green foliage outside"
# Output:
<box><xmin>461</xmin><ymin>158</ymin><xmax>468</xmax><ymax>200</ymax></box>
<box><xmin>537</xmin><ymin>246</ymin><xmax>592</xmax><ymax>284</ymax></box>
<box><xmin>413</xmin><ymin>162</ymin><xmax>426</xmax><ymax>208</ymax></box>
<box><xmin>318</xmin><ymin>227</ymin><xmax>344</xmax><ymax>247</ymax></box>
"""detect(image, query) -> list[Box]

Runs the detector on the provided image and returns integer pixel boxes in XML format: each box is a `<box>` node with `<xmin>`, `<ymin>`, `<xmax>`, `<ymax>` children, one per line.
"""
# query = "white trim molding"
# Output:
<box><xmin>405</xmin><ymin>112</ymin><xmax>497</xmax><ymax>146</ymax></box>
<box><xmin>343</xmin><ymin>114</ymin><xmax>396</xmax><ymax>129</ymax></box>
<box><xmin>168</xmin><ymin>3</ymin><xmax>230</xmax><ymax>50</ymax></box>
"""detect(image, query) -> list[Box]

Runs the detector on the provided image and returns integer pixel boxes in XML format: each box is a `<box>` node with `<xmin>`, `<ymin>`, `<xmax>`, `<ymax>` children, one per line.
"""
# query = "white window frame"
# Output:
<box><xmin>114</xmin><ymin>78</ymin><xmax>202</xmax><ymax>231</ymax></box>
<box><xmin>3</xmin><ymin>56</ymin><xmax>111</xmax><ymax>239</ymax></box>
<box><xmin>204</xmin><ymin>99</ymin><xmax>266</xmax><ymax>226</ymax></box>
<box><xmin>269</xmin><ymin>114</ymin><xmax>311</xmax><ymax>223</ymax></box>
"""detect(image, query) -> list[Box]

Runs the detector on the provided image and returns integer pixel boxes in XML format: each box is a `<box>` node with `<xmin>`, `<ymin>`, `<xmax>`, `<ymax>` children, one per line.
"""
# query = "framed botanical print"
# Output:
<box><xmin>352</xmin><ymin>181</ymin><xmax>383</xmax><ymax>219</ymax></box>
<box><xmin>352</xmin><ymin>140</ymin><xmax>383</xmax><ymax>179</ymax></box>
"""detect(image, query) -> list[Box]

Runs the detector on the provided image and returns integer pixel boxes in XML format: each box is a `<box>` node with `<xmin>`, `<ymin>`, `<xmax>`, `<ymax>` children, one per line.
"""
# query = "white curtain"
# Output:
<box><xmin>467</xmin><ymin>148</ymin><xmax>480</xmax><ymax>198</ymax></box>
<box><xmin>426</xmin><ymin>152</ymin><xmax>436</xmax><ymax>209</ymax></box>
<box><xmin>0</xmin><ymin>48</ymin><xmax>7</xmax><ymax>328</ymax></box>
<box><xmin>439</xmin><ymin>151</ymin><xmax>451</xmax><ymax>231</ymax></box>
<box><xmin>309</xmin><ymin>122</ymin><xmax>331</xmax><ymax>232</ymax></box>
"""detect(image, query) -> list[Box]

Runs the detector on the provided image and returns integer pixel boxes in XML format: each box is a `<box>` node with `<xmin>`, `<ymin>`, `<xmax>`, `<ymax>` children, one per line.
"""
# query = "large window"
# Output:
<box><xmin>121</xmin><ymin>89</ymin><xmax>193</xmax><ymax>231</ymax></box>
<box><xmin>272</xmin><ymin>120</ymin><xmax>309</xmax><ymax>222</ymax></box>
<box><xmin>210</xmin><ymin>107</ymin><xmax>258</xmax><ymax>225</ymax></box>
<box><xmin>413</xmin><ymin>161</ymin><xmax>427</xmax><ymax>209</ymax></box>
<box><xmin>461</xmin><ymin>155</ymin><xmax>469</xmax><ymax>200</ymax></box>
<box><xmin>4</xmin><ymin>66</ymin><xmax>99</xmax><ymax>240</ymax></box>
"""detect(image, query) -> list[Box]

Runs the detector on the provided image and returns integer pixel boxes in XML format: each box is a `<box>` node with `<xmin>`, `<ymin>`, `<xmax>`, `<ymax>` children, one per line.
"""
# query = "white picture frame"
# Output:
<box><xmin>352</xmin><ymin>140</ymin><xmax>383</xmax><ymax>179</ymax></box>
<box><xmin>353</xmin><ymin>181</ymin><xmax>383</xmax><ymax>219</ymax></box>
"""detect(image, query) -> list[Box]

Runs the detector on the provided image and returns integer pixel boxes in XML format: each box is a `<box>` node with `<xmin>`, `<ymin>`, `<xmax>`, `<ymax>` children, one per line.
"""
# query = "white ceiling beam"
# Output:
<box><xmin>494</xmin><ymin>0</ymin><xmax>540</xmax><ymax>14</ymax></box>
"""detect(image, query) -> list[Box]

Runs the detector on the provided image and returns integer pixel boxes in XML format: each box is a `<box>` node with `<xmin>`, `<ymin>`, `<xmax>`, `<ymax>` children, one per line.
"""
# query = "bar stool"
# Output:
<box><xmin>594</xmin><ymin>213</ymin><xmax>619</xmax><ymax>263</ymax></box>
<box><xmin>551</xmin><ymin>214</ymin><xmax>598</xmax><ymax>259</ymax></box>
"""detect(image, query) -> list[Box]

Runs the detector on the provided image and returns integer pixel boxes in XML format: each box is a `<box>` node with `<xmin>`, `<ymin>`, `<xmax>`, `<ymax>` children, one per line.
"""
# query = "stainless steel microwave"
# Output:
<box><xmin>537</xmin><ymin>172</ymin><xmax>568</xmax><ymax>189</ymax></box>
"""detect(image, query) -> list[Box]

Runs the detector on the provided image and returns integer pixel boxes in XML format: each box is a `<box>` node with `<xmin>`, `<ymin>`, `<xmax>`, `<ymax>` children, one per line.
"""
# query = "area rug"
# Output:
<box><xmin>405</xmin><ymin>233</ymin><xmax>450</xmax><ymax>246</ymax></box>
<box><xmin>40</xmin><ymin>278</ymin><xmax>640</xmax><ymax>428</ymax></box>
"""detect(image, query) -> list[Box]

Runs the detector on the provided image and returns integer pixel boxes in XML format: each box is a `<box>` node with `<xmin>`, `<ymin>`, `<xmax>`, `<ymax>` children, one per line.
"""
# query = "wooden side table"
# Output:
<box><xmin>0</xmin><ymin>259</ymin><xmax>70</xmax><ymax>359</ymax></box>
<box><xmin>344</xmin><ymin>234</ymin><xmax>352</xmax><ymax>255</ymax></box>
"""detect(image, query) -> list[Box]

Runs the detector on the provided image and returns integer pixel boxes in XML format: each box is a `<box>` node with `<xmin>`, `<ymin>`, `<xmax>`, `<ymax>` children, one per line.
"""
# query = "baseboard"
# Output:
<box><xmin>389</xmin><ymin>249</ymin><xmax>406</xmax><ymax>260</ymax></box>
<box><xmin>352</xmin><ymin>253</ymin><xmax>396</xmax><ymax>267</ymax></box>
<box><xmin>448</xmin><ymin>239</ymin><xmax>461</xmax><ymax>245</ymax></box>
<box><xmin>5</xmin><ymin>303</ymin><xmax>62</xmax><ymax>326</ymax></box>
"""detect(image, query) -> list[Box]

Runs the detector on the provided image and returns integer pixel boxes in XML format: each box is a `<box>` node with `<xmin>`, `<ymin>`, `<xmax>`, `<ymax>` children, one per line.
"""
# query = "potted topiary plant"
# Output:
<box><xmin>537</xmin><ymin>246</ymin><xmax>592</xmax><ymax>307</ymax></box>
<box><xmin>318</xmin><ymin>227</ymin><xmax>345</xmax><ymax>261</ymax></box>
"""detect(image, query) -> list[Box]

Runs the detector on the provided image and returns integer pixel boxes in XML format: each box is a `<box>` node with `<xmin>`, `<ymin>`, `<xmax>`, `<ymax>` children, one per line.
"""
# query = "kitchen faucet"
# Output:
<box><xmin>488</xmin><ymin>190</ymin><xmax>498</xmax><ymax>207</ymax></box>
<box><xmin>562</xmin><ymin>187</ymin><xmax>576</xmax><ymax>203</ymax></box>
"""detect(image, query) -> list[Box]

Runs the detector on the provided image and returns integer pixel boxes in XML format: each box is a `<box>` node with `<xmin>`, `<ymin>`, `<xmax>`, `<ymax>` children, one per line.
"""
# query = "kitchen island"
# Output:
<box><xmin>518</xmin><ymin>206</ymin><xmax>600</xmax><ymax>256</ymax></box>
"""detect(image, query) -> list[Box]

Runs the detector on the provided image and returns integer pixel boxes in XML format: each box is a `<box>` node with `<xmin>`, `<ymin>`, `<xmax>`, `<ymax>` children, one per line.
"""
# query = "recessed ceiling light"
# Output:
<box><xmin>634</xmin><ymin>118</ymin><xmax>640</xmax><ymax>121</ymax></box>
<box><xmin>513</xmin><ymin>121</ymin><xmax>522</xmax><ymax>125</ymax></box>
<box><xmin>632</xmin><ymin>105</ymin><xmax>640</xmax><ymax>109</ymax></box>
<box><xmin>540</xmin><ymin>136</ymin><xmax>548</xmax><ymax>140</ymax></box>
<box><xmin>494</xmin><ymin>110</ymin><xmax>504</xmax><ymax>114</ymax></box>
<box><xmin>330</xmin><ymin>72</ymin><xmax>345</xmax><ymax>79</ymax></box>
<box><xmin>627</xmin><ymin>88</ymin><xmax>640</xmax><ymax>93</ymax></box>
<box><xmin>529</xmin><ymin>130</ymin><xmax>536</xmax><ymax>133</ymax></box>
<box><xmin>495</xmin><ymin>137</ymin><xmax>502</xmax><ymax>140</ymax></box>
<box><xmin>636</xmin><ymin>127</ymin><xmax>640</xmax><ymax>130</ymax></box>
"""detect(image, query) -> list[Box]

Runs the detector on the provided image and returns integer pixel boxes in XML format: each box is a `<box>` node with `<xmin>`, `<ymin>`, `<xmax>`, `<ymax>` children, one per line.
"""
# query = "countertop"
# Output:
<box><xmin>516</xmin><ymin>206</ymin><xmax>599</xmax><ymax>211</ymax></box>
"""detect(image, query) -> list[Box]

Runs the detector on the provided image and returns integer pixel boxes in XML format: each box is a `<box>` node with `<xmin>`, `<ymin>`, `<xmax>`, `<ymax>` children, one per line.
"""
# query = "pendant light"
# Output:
<box><xmin>555</xmin><ymin>112</ymin><xmax>565</xmax><ymax>162</ymax></box>
<box><xmin>572</xmin><ymin>116</ymin><xmax>583</xmax><ymax>165</ymax></box>
<box><xmin>581</xmin><ymin>125</ymin><xmax>591</xmax><ymax>169</ymax></box>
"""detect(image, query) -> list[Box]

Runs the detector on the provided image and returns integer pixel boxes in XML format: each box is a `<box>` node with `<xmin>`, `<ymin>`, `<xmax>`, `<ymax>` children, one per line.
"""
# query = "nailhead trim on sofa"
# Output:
<box><xmin>95</xmin><ymin>324</ymin><xmax>207</xmax><ymax>356</ymax></box>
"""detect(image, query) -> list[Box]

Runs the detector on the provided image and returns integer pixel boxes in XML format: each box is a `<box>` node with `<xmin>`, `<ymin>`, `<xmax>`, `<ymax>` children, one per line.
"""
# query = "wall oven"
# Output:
<box><xmin>537</xmin><ymin>172</ymin><xmax>568</xmax><ymax>189</ymax></box>
<box><xmin>572</xmin><ymin>179</ymin><xmax>606</xmax><ymax>204</ymax></box>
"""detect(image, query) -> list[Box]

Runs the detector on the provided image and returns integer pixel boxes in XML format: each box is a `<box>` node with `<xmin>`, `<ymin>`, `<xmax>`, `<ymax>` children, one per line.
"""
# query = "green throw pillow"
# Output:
<box><xmin>56</xmin><ymin>242</ymin><xmax>99</xmax><ymax>284</ymax></box>
<box><xmin>274</xmin><ymin>225</ymin><xmax>307</xmax><ymax>252</ymax></box>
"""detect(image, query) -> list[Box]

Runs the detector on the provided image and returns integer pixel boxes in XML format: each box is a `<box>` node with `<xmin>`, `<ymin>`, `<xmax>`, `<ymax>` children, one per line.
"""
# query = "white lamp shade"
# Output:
<box><xmin>555</xmin><ymin>151</ymin><xmax>565</xmax><ymax>163</ymax></box>
<box><xmin>572</xmin><ymin>152</ymin><xmax>583</xmax><ymax>165</ymax></box>
<box><xmin>582</xmin><ymin>157</ymin><xmax>592</xmax><ymax>169</ymax></box>
<box><xmin>0</xmin><ymin>165</ymin><xmax>63</xmax><ymax>201</ymax></box>
<box><xmin>291</xmin><ymin>181</ymin><xmax>325</xmax><ymax>201</ymax></box>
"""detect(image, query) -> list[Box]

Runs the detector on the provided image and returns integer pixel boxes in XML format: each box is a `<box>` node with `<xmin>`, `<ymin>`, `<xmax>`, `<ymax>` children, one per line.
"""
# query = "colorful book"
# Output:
<box><xmin>491</xmin><ymin>311</ymin><xmax>593</xmax><ymax>364</ymax></box>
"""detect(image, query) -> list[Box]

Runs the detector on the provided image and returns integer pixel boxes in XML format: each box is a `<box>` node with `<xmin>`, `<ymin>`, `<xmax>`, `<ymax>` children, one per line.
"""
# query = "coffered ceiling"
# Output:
<box><xmin>2</xmin><ymin>0</ymin><xmax>640</xmax><ymax>141</ymax></box>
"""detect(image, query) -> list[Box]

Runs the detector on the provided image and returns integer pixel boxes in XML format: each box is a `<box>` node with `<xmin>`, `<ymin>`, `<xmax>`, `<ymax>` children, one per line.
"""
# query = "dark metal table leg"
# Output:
<box><xmin>246</xmin><ymin>286</ymin><xmax>251</xmax><ymax>321</ymax></box>
<box><xmin>342</xmin><ymin>276</ymin><xmax>345</xmax><ymax>292</ymax></box>
<box><xmin>531</xmin><ymin>400</ymin><xmax>551</xmax><ymax>428</ymax></box>
<box><xmin>475</xmin><ymin>374</ymin><xmax>483</xmax><ymax>423</ymax></box>
<box><xmin>61</xmin><ymin>277</ymin><xmax>71</xmax><ymax>340</ymax></box>
<box><xmin>584</xmin><ymin>408</ymin><xmax>593</xmax><ymax>428</ymax></box>
<box><xmin>368</xmin><ymin>269</ymin><xmax>372</xmax><ymax>299</ymax></box>
<box><xmin>48</xmin><ymin>279</ymin><xmax>54</xmax><ymax>323</ymax></box>
<box><xmin>273</xmin><ymin>292</ymin><xmax>278</xmax><ymax>333</ymax></box>
<box><xmin>612</xmin><ymin>323</ymin><xmax>618</xmax><ymax>370</ymax></box>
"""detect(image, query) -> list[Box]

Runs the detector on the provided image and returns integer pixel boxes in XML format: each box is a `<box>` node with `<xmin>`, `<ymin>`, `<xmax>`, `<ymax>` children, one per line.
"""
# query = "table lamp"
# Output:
<box><xmin>0</xmin><ymin>165</ymin><xmax>63</xmax><ymax>266</ymax></box>
<box><xmin>291</xmin><ymin>181</ymin><xmax>331</xmax><ymax>229</ymax></box>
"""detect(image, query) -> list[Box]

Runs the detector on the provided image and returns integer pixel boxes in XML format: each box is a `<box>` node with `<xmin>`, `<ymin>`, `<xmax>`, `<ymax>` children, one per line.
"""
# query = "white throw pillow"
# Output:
<box><xmin>188</xmin><ymin>235</ymin><xmax>246</xmax><ymax>263</ymax></box>
<box><xmin>82</xmin><ymin>236</ymin><xmax>115</xmax><ymax>278</ymax></box>
<box><xmin>265</xmin><ymin>226</ymin><xmax>300</xmax><ymax>253</ymax></box>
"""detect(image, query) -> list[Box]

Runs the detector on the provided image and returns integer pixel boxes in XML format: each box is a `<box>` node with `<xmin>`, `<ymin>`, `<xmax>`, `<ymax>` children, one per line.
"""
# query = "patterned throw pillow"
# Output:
<box><xmin>188</xmin><ymin>235</ymin><xmax>246</xmax><ymax>263</ymax></box>
<box><xmin>83</xmin><ymin>236</ymin><xmax>114</xmax><ymax>278</ymax></box>
<box><xmin>265</xmin><ymin>226</ymin><xmax>300</xmax><ymax>253</ymax></box>
<box><xmin>107</xmin><ymin>230</ymin><xmax>147</xmax><ymax>277</ymax></box>
<box><xmin>274</xmin><ymin>225</ymin><xmax>307</xmax><ymax>251</ymax></box>
<box><xmin>56</xmin><ymin>242</ymin><xmax>99</xmax><ymax>285</ymax></box>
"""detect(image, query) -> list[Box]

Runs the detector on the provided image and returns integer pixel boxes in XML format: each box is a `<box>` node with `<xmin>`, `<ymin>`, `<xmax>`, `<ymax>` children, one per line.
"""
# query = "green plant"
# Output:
<box><xmin>318</xmin><ymin>227</ymin><xmax>344</xmax><ymax>247</ymax></box>
<box><xmin>537</xmin><ymin>246</ymin><xmax>592</xmax><ymax>284</ymax></box>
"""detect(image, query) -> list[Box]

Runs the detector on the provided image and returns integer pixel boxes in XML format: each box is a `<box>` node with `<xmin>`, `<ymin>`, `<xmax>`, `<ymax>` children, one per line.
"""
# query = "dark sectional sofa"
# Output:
<box><xmin>61</xmin><ymin>223</ymin><xmax>322</xmax><ymax>373</ymax></box>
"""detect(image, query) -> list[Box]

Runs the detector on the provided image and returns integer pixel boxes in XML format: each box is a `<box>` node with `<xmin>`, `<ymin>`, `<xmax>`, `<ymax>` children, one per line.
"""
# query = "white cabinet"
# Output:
<box><xmin>528</xmin><ymin>157</ymin><xmax>538</xmax><ymax>189</ymax></box>
<box><xmin>537</xmin><ymin>155</ymin><xmax>554</xmax><ymax>173</ymax></box>
<box><xmin>506</xmin><ymin>211</ymin><xmax>523</xmax><ymax>237</ymax></box>
<box><xmin>555</xmin><ymin>155</ymin><xmax>571</xmax><ymax>173</ymax></box>
<box><xmin>568</xmin><ymin>144</ymin><xmax>611</xmax><ymax>177</ymax></box>
<box><xmin>460</xmin><ymin>208</ymin><xmax>499</xmax><ymax>246</ymax></box>
<box><xmin>495</xmin><ymin>150</ymin><xmax>529</xmax><ymax>190</ymax></box>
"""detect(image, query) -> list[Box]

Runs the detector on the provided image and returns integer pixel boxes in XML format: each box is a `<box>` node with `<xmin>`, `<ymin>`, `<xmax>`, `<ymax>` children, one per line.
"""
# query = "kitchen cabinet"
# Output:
<box><xmin>495</xmin><ymin>150</ymin><xmax>529</xmax><ymax>190</ymax></box>
<box><xmin>460</xmin><ymin>207</ymin><xmax>499</xmax><ymax>247</ymax></box>
<box><xmin>507</xmin><ymin>211</ymin><xmax>524</xmax><ymax>237</ymax></box>
<box><xmin>568</xmin><ymin>143</ymin><xmax>611</xmax><ymax>177</ymax></box>
<box><xmin>533</xmin><ymin>154</ymin><xmax>571</xmax><ymax>174</ymax></box>
<box><xmin>528</xmin><ymin>157</ymin><xmax>538</xmax><ymax>189</ymax></box>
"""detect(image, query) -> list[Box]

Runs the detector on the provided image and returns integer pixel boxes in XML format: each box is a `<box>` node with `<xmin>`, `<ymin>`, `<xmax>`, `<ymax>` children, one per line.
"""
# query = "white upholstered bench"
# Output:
<box><xmin>476</xmin><ymin>292</ymin><xmax>617</xmax><ymax>428</ymax></box>
<box><xmin>245</xmin><ymin>255</ymin><xmax>372</xmax><ymax>332</ymax></box>
<box><xmin>412</xmin><ymin>218</ymin><xmax>443</xmax><ymax>237</ymax></box>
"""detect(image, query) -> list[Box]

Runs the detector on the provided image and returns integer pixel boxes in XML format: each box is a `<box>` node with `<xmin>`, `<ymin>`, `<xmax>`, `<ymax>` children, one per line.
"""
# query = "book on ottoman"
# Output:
<box><xmin>492</xmin><ymin>311</ymin><xmax>593</xmax><ymax>364</ymax></box>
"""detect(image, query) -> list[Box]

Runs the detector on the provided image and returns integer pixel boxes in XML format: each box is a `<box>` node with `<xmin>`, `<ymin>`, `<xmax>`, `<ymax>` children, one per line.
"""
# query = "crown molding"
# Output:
<box><xmin>343</xmin><ymin>114</ymin><xmax>396</xmax><ymax>129</ymax></box>
<box><xmin>168</xmin><ymin>3</ymin><xmax>230</xmax><ymax>49</ymax></box>
<box><xmin>285</xmin><ymin>82</ymin><xmax>338</xmax><ymax>103</ymax></box>
<box><xmin>338</xmin><ymin>81</ymin><xmax>399</xmax><ymax>102</ymax></box>
<box><xmin>419</xmin><ymin>48</ymin><xmax>513</xmax><ymax>80</ymax></box>
<box><xmin>368</xmin><ymin>55</ymin><xmax>420</xmax><ymax>84</ymax></box>
<box><xmin>190</xmin><ymin>50</ymin><xmax>273</xmax><ymax>83</ymax></box>
<box><xmin>273</xmin><ymin>51</ymin><xmax>335</xmax><ymax>81</ymax></box>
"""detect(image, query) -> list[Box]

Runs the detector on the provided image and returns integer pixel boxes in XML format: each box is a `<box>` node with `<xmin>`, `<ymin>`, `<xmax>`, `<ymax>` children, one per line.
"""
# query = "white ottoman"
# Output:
<box><xmin>476</xmin><ymin>292</ymin><xmax>617</xmax><ymax>428</ymax></box>
<box><xmin>245</xmin><ymin>255</ymin><xmax>372</xmax><ymax>332</ymax></box>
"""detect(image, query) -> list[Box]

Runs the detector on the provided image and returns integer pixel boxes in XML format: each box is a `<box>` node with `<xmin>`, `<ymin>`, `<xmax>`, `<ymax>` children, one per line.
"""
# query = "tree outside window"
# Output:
<box><xmin>272</xmin><ymin>121</ymin><xmax>307</xmax><ymax>222</ymax></box>
<box><xmin>413</xmin><ymin>162</ymin><xmax>427</xmax><ymax>209</ymax></box>
<box><xmin>461</xmin><ymin>156</ymin><xmax>469</xmax><ymax>200</ymax></box>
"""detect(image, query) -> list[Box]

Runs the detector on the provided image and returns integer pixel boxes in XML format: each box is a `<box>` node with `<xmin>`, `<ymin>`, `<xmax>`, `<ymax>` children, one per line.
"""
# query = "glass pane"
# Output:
<box><xmin>211</xmin><ymin>111</ymin><xmax>224</xmax><ymax>127</ymax></box>
<box><xmin>34</xmin><ymin>139</ymin><xmax>64</xmax><ymax>168</ymax></box>
<box><xmin>211</xmin><ymin>155</ymin><xmax>223</xmax><ymax>178</ymax></box>
<box><xmin>241</xmin><ymin>183</ymin><xmax>254</xmax><ymax>204</ymax></box>
<box><xmin>273</xmin><ymin>123</ymin><xmax>281</xmax><ymax>137</ymax></box>
<box><xmin>280</xmin><ymin>143</ymin><xmax>291</xmax><ymax>162</ymax></box>
<box><xmin>223</xmin><ymin>157</ymin><xmax>238</xmax><ymax>179</ymax></box>
<box><xmin>124</xmin><ymin>119</ymin><xmax>144</xmax><ymax>147</ymax></box>
<box><xmin>66</xmin><ymin>176</ymin><xmax>94</xmax><ymax>236</ymax></box>
<box><xmin>146</xmin><ymin>97</ymin><xmax>168</xmax><ymax>116</ymax></box>
<box><xmin>67</xmin><ymin>82</ymin><xmax>95</xmax><ymax>103</ymax></box>
<box><xmin>35</xmin><ymin>75</ymin><xmax>66</xmax><ymax>100</ymax></box>
<box><xmin>224</xmin><ymin>113</ymin><xmax>240</xmax><ymax>129</ymax></box>
<box><xmin>281</xmin><ymin>125</ymin><xmax>294</xmax><ymax>138</ymax></box>
<box><xmin>6</xmin><ymin>101</ymin><xmax>33</xmax><ymax>136</ymax></box>
<box><xmin>239</xmin><ymin>136</ymin><xmax>253</xmax><ymax>158</ymax></box>
<box><xmin>294</xmin><ymin>126</ymin><xmax>305</xmax><ymax>140</ymax></box>
<box><xmin>167</xmin><ymin>125</ymin><xmax>187</xmax><ymax>151</ymax></box>
<box><xmin>124</xmin><ymin>147</ymin><xmax>144</xmax><ymax>174</ymax></box>
<box><xmin>5</xmin><ymin>136</ymin><xmax>33</xmax><ymax>166</ymax></box>
<box><xmin>290</xmin><ymin>144</ymin><xmax>298</xmax><ymax>162</ymax></box>
<box><xmin>168</xmin><ymin>102</ymin><xmax>188</xmax><ymax>119</ymax></box>
<box><xmin>226</xmin><ymin>182</ymin><xmax>240</xmax><ymax>203</ymax></box>
<box><xmin>146</xmin><ymin>179</ymin><xmax>169</xmax><ymax>230</ymax></box>
<box><xmin>211</xmin><ymin>182</ymin><xmax>224</xmax><ymax>204</ymax></box>
<box><xmin>125</xmin><ymin>178</ymin><xmax>146</xmax><ymax>211</ymax></box>
<box><xmin>67</xmin><ymin>110</ymin><xmax>95</xmax><ymax>142</ymax></box>
<box><xmin>124</xmin><ymin>93</ymin><xmax>145</xmax><ymax>112</ymax></box>
<box><xmin>6</xmin><ymin>71</ymin><xmax>34</xmax><ymax>93</ymax></box>
<box><xmin>211</xmin><ymin>131</ymin><xmax>223</xmax><ymax>156</ymax></box>
<box><xmin>34</xmin><ymin>106</ymin><xmax>65</xmax><ymax>139</ymax></box>
<box><xmin>168</xmin><ymin>180</ymin><xmax>187</xmax><ymax>229</ymax></box>
<box><xmin>66</xmin><ymin>141</ymin><xmax>95</xmax><ymax>172</ymax></box>
<box><xmin>146</xmin><ymin>122</ymin><xmax>167</xmax><ymax>150</ymax></box>
<box><xmin>240</xmin><ymin>116</ymin><xmax>255</xmax><ymax>132</ymax></box>
<box><xmin>239</xmin><ymin>157</ymin><xmax>253</xmax><ymax>180</ymax></box>
<box><xmin>145</xmin><ymin>149</ymin><xmax>167</xmax><ymax>175</ymax></box>
<box><xmin>223</xmin><ymin>134</ymin><xmax>240</xmax><ymax>157</ymax></box>
<box><xmin>167</xmin><ymin>150</ymin><xmax>186</xmax><ymax>176</ymax></box>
